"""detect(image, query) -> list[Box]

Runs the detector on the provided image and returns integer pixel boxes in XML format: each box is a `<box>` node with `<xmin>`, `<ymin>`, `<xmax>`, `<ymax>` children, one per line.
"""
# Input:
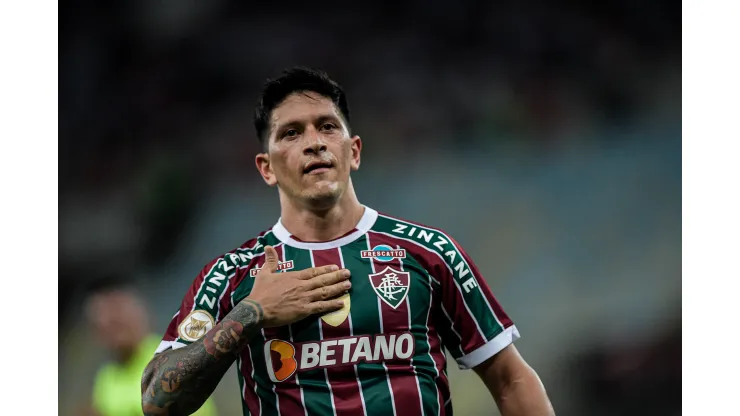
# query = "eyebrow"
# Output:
<box><xmin>272</xmin><ymin>113</ymin><xmax>342</xmax><ymax>133</ymax></box>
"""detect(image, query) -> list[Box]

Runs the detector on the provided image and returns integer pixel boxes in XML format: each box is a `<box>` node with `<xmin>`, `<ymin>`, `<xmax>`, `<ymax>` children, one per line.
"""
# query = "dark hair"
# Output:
<box><xmin>254</xmin><ymin>66</ymin><xmax>351</xmax><ymax>148</ymax></box>
<box><xmin>84</xmin><ymin>274</ymin><xmax>135</xmax><ymax>297</ymax></box>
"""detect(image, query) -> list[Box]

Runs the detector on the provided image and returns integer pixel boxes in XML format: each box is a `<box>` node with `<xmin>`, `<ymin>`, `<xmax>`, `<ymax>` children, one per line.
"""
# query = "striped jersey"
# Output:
<box><xmin>156</xmin><ymin>206</ymin><xmax>520</xmax><ymax>416</ymax></box>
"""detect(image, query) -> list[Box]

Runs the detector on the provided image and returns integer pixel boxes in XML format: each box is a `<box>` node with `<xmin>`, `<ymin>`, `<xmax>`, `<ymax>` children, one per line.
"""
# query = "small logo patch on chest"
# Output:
<box><xmin>361</xmin><ymin>245</ymin><xmax>406</xmax><ymax>262</ymax></box>
<box><xmin>369</xmin><ymin>266</ymin><xmax>410</xmax><ymax>309</ymax></box>
<box><xmin>249</xmin><ymin>260</ymin><xmax>295</xmax><ymax>277</ymax></box>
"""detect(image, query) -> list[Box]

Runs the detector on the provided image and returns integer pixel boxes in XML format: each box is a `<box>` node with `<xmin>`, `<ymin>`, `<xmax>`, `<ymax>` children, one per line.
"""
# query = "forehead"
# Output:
<box><xmin>270</xmin><ymin>91</ymin><xmax>342</xmax><ymax>129</ymax></box>
<box><xmin>87</xmin><ymin>290</ymin><xmax>137</xmax><ymax>313</ymax></box>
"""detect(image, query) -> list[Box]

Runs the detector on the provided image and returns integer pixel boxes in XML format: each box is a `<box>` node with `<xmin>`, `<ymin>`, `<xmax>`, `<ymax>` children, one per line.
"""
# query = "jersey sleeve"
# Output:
<box><xmin>431</xmin><ymin>233</ymin><xmax>520</xmax><ymax>370</ymax></box>
<box><xmin>155</xmin><ymin>254</ymin><xmax>241</xmax><ymax>354</ymax></box>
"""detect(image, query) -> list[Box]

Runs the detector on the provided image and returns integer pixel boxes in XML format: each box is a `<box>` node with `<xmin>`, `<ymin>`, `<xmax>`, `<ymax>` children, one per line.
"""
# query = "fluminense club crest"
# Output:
<box><xmin>368</xmin><ymin>266</ymin><xmax>410</xmax><ymax>309</ymax></box>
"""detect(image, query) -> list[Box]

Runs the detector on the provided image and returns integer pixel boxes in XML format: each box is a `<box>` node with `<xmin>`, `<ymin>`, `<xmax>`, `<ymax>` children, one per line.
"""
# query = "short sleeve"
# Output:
<box><xmin>155</xmin><ymin>254</ymin><xmax>241</xmax><ymax>354</ymax></box>
<box><xmin>432</xmin><ymin>233</ymin><xmax>520</xmax><ymax>369</ymax></box>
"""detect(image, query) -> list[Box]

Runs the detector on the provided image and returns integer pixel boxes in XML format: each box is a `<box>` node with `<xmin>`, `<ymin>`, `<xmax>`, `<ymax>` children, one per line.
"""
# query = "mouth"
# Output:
<box><xmin>303</xmin><ymin>160</ymin><xmax>334</xmax><ymax>175</ymax></box>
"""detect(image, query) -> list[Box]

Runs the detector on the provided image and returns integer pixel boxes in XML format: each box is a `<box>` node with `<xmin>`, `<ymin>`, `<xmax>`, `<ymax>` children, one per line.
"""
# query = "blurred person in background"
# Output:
<box><xmin>85</xmin><ymin>278</ymin><xmax>217</xmax><ymax>416</ymax></box>
<box><xmin>140</xmin><ymin>67</ymin><xmax>554</xmax><ymax>416</ymax></box>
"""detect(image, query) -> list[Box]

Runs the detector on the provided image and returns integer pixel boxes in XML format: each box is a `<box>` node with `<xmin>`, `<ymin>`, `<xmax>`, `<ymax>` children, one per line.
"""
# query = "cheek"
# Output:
<box><xmin>269</xmin><ymin>151</ymin><xmax>294</xmax><ymax>177</ymax></box>
<box><xmin>275</xmin><ymin>159</ymin><xmax>298</xmax><ymax>180</ymax></box>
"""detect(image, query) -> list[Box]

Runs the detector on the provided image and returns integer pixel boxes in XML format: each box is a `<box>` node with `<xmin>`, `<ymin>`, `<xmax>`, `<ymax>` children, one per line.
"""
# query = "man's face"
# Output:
<box><xmin>256</xmin><ymin>91</ymin><xmax>362</xmax><ymax>208</ymax></box>
<box><xmin>87</xmin><ymin>290</ymin><xmax>148</xmax><ymax>354</ymax></box>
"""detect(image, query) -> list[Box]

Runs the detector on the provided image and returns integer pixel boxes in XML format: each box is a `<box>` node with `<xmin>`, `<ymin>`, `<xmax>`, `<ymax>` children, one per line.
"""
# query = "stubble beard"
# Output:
<box><xmin>301</xmin><ymin>181</ymin><xmax>344</xmax><ymax>210</ymax></box>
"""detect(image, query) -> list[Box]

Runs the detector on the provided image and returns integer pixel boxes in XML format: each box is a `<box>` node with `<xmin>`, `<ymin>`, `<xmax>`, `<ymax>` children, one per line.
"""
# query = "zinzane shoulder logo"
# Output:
<box><xmin>178</xmin><ymin>310</ymin><xmax>215</xmax><ymax>342</ymax></box>
<box><xmin>369</xmin><ymin>266</ymin><xmax>410</xmax><ymax>309</ymax></box>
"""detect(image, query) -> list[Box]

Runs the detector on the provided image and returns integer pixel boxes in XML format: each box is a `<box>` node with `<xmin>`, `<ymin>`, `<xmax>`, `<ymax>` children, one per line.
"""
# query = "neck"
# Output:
<box><xmin>279</xmin><ymin>182</ymin><xmax>365</xmax><ymax>242</ymax></box>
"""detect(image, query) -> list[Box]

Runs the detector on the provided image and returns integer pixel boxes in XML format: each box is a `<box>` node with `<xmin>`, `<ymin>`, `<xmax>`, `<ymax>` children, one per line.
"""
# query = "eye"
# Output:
<box><xmin>283</xmin><ymin>129</ymin><xmax>299</xmax><ymax>138</ymax></box>
<box><xmin>320</xmin><ymin>123</ymin><xmax>337</xmax><ymax>131</ymax></box>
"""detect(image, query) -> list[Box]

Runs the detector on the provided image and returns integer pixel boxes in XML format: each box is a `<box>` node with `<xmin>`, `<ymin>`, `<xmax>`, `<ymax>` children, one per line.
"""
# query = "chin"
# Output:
<box><xmin>303</xmin><ymin>187</ymin><xmax>343</xmax><ymax>209</ymax></box>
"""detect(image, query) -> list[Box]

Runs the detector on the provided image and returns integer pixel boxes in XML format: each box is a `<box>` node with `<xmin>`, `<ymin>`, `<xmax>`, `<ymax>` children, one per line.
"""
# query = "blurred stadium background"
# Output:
<box><xmin>59</xmin><ymin>0</ymin><xmax>680</xmax><ymax>415</ymax></box>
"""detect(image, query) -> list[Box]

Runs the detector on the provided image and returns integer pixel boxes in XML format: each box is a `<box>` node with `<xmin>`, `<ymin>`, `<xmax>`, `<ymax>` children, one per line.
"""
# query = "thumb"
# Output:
<box><xmin>262</xmin><ymin>245</ymin><xmax>279</xmax><ymax>274</ymax></box>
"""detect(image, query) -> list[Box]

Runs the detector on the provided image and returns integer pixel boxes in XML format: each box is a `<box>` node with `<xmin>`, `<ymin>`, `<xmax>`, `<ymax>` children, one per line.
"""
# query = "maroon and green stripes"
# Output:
<box><xmin>371</xmin><ymin>214</ymin><xmax>513</xmax><ymax>363</ymax></box>
<box><xmin>280</xmin><ymin>245</ymin><xmax>336</xmax><ymax>415</ymax></box>
<box><xmin>365</xmin><ymin>232</ymin><xmax>442</xmax><ymax>416</ymax></box>
<box><xmin>230</xmin><ymin>231</ymin><xmax>284</xmax><ymax>416</ymax></box>
<box><xmin>312</xmin><ymin>247</ymin><xmax>365</xmax><ymax>416</ymax></box>
<box><xmin>162</xmin><ymin>231</ymin><xmax>277</xmax><ymax>349</ymax></box>
<box><xmin>340</xmin><ymin>237</ymin><xmax>397</xmax><ymax>416</ymax></box>
<box><xmin>164</xmin><ymin>208</ymin><xmax>514</xmax><ymax>416</ymax></box>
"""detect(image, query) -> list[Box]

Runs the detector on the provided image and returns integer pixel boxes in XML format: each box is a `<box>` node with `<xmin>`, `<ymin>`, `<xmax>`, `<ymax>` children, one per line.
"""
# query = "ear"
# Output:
<box><xmin>255</xmin><ymin>152</ymin><xmax>278</xmax><ymax>186</ymax></box>
<box><xmin>349</xmin><ymin>135</ymin><xmax>362</xmax><ymax>171</ymax></box>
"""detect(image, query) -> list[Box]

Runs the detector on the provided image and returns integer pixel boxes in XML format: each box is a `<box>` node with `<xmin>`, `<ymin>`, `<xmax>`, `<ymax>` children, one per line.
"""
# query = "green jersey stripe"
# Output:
<box><xmin>345</xmin><ymin>236</ymin><xmax>397</xmax><ymax>416</ymax></box>
<box><xmin>248</xmin><ymin>336</ymin><xmax>279</xmax><ymax>416</ymax></box>
<box><xmin>285</xmin><ymin>245</ymin><xmax>335</xmax><ymax>416</ymax></box>
<box><xmin>399</xmin><ymin>253</ymin><xmax>441</xmax><ymax>416</ymax></box>
<box><xmin>271</xmin><ymin>244</ymin><xmax>308</xmax><ymax>416</ymax></box>
<box><xmin>397</xmin><ymin>254</ymin><xmax>430</xmax><ymax>415</ymax></box>
<box><xmin>241</xmin><ymin>233</ymin><xmax>284</xmax><ymax>416</ymax></box>
<box><xmin>239</xmin><ymin>346</ymin><xmax>261</xmax><ymax>415</ymax></box>
<box><xmin>336</xmin><ymin>246</ymin><xmax>369</xmax><ymax>416</ymax></box>
<box><xmin>235</xmin><ymin>357</ymin><xmax>251</xmax><ymax>416</ymax></box>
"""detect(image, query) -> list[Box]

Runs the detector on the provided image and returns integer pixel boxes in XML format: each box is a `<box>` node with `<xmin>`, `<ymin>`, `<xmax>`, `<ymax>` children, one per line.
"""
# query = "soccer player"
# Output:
<box><xmin>141</xmin><ymin>67</ymin><xmax>554</xmax><ymax>416</ymax></box>
<box><xmin>85</xmin><ymin>279</ymin><xmax>216</xmax><ymax>416</ymax></box>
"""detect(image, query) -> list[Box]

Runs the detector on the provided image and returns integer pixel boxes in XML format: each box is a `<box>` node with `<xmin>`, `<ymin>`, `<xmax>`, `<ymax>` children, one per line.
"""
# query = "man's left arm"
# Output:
<box><xmin>424</xmin><ymin>231</ymin><xmax>554</xmax><ymax>415</ymax></box>
<box><xmin>474</xmin><ymin>344</ymin><xmax>554</xmax><ymax>416</ymax></box>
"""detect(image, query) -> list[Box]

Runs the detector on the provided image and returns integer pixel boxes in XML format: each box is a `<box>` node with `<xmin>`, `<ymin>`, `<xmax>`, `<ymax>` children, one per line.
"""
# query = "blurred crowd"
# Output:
<box><xmin>59</xmin><ymin>1</ymin><xmax>680</xmax><ymax>415</ymax></box>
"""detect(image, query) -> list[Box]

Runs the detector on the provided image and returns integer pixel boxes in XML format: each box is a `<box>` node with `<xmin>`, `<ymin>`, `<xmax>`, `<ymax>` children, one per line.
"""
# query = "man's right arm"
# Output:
<box><xmin>141</xmin><ymin>245</ymin><xmax>351</xmax><ymax>416</ymax></box>
<box><xmin>141</xmin><ymin>299</ymin><xmax>263</xmax><ymax>416</ymax></box>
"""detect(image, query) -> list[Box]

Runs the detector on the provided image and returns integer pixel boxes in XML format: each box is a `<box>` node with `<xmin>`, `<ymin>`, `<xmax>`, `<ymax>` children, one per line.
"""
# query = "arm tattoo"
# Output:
<box><xmin>141</xmin><ymin>300</ymin><xmax>263</xmax><ymax>415</ymax></box>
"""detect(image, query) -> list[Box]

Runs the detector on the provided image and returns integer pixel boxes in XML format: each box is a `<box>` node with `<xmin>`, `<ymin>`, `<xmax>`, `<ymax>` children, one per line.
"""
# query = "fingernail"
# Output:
<box><xmin>330</xmin><ymin>265</ymin><xmax>339</xmax><ymax>271</ymax></box>
<box><xmin>343</xmin><ymin>270</ymin><xmax>351</xmax><ymax>277</ymax></box>
<box><xmin>344</xmin><ymin>281</ymin><xmax>352</xmax><ymax>289</ymax></box>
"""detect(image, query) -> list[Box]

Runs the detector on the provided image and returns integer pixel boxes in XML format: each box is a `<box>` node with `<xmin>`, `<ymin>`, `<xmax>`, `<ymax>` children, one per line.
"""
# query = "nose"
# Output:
<box><xmin>303</xmin><ymin>128</ymin><xmax>327</xmax><ymax>155</ymax></box>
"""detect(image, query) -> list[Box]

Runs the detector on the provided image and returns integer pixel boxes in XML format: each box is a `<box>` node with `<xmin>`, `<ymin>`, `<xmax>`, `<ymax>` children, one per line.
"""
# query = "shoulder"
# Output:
<box><xmin>371</xmin><ymin>211</ymin><xmax>458</xmax><ymax>250</ymax></box>
<box><xmin>369</xmin><ymin>211</ymin><xmax>472</xmax><ymax>272</ymax></box>
<box><xmin>200</xmin><ymin>228</ymin><xmax>278</xmax><ymax>274</ymax></box>
<box><xmin>371</xmin><ymin>211</ymin><xmax>483</xmax><ymax>293</ymax></box>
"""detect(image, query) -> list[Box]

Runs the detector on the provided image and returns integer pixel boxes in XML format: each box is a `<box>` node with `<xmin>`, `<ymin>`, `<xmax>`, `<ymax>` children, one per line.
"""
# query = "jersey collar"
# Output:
<box><xmin>272</xmin><ymin>206</ymin><xmax>378</xmax><ymax>250</ymax></box>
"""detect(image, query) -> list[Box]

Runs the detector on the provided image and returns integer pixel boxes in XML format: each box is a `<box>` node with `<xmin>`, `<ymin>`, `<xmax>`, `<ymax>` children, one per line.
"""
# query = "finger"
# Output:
<box><xmin>296</xmin><ymin>264</ymin><xmax>339</xmax><ymax>280</ymax></box>
<box><xmin>309</xmin><ymin>299</ymin><xmax>347</xmax><ymax>315</ymax></box>
<box><xmin>261</xmin><ymin>246</ymin><xmax>279</xmax><ymax>274</ymax></box>
<box><xmin>308</xmin><ymin>280</ymin><xmax>352</xmax><ymax>301</ymax></box>
<box><xmin>305</xmin><ymin>269</ymin><xmax>351</xmax><ymax>290</ymax></box>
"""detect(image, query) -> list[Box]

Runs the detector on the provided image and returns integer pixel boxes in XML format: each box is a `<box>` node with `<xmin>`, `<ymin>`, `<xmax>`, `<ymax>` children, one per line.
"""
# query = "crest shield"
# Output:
<box><xmin>368</xmin><ymin>266</ymin><xmax>410</xmax><ymax>309</ymax></box>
